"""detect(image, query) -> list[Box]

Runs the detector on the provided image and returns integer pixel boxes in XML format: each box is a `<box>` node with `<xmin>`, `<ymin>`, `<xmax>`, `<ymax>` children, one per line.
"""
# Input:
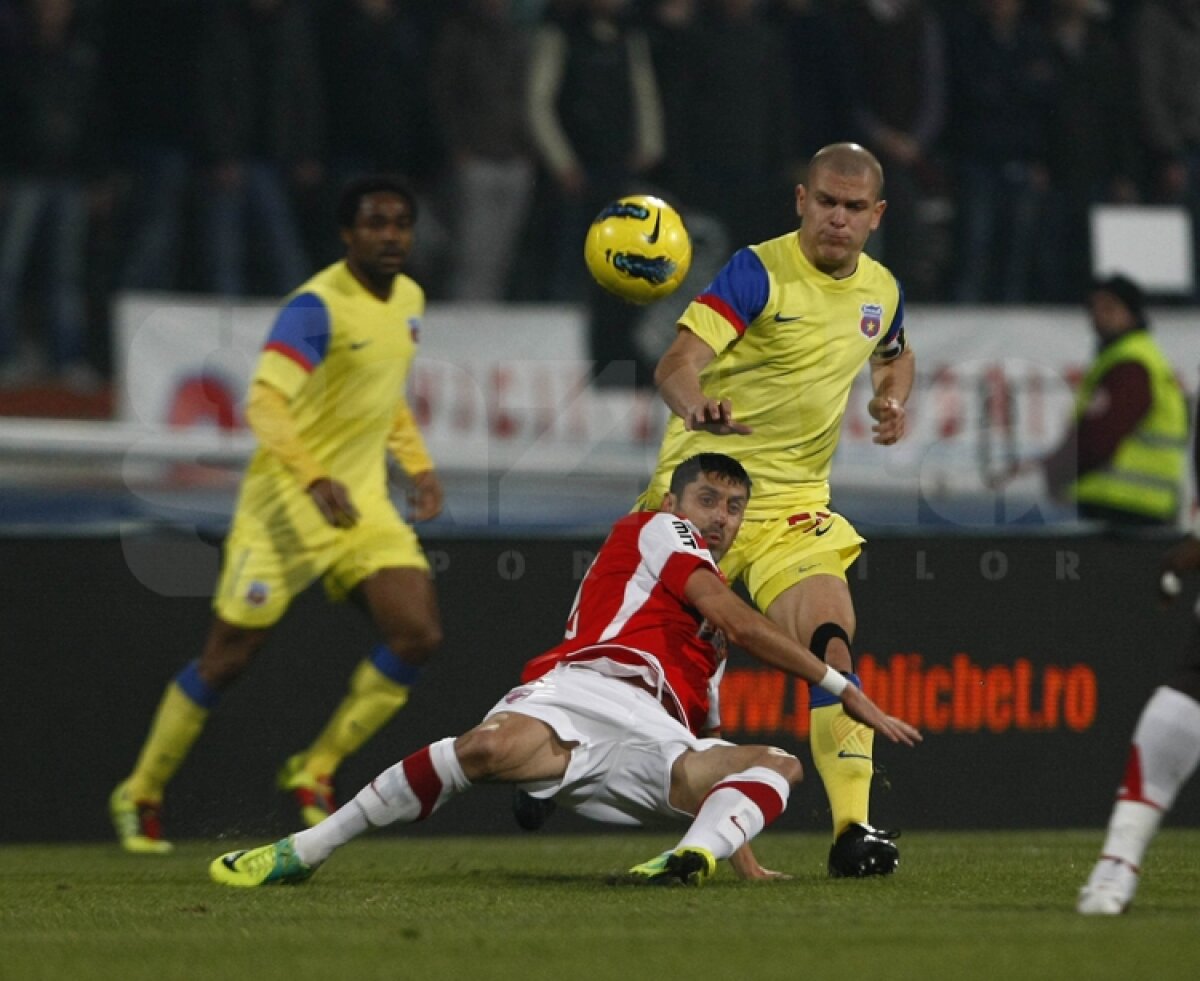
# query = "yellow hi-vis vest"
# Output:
<box><xmin>1070</xmin><ymin>331</ymin><xmax>1188</xmax><ymax>522</ymax></box>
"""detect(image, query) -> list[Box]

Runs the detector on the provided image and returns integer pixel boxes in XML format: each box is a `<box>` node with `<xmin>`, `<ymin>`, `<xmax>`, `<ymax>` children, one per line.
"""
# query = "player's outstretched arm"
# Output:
<box><xmin>655</xmin><ymin>328</ymin><xmax>752</xmax><ymax>435</ymax></box>
<box><xmin>685</xmin><ymin>569</ymin><xmax>920</xmax><ymax>746</ymax></box>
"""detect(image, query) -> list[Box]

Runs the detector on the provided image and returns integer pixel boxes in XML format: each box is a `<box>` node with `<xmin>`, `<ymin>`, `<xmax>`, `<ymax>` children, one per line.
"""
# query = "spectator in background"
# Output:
<box><xmin>526</xmin><ymin>0</ymin><xmax>664</xmax><ymax>303</ymax></box>
<box><xmin>770</xmin><ymin>0</ymin><xmax>857</xmax><ymax>165</ymax></box>
<box><xmin>431</xmin><ymin>0</ymin><xmax>534</xmax><ymax>301</ymax></box>
<box><xmin>634</xmin><ymin>0</ymin><xmax>732</xmax><ymax>372</ymax></box>
<box><xmin>197</xmin><ymin>0</ymin><xmax>324</xmax><ymax>297</ymax></box>
<box><xmin>1040</xmin><ymin>275</ymin><xmax>1188</xmax><ymax>527</ymax></box>
<box><xmin>0</xmin><ymin>0</ymin><xmax>17</xmax><ymax>40</ymax></box>
<box><xmin>944</xmin><ymin>0</ymin><xmax>1056</xmax><ymax>303</ymax></box>
<box><xmin>317</xmin><ymin>0</ymin><xmax>433</xmax><ymax>191</ymax></box>
<box><xmin>106</xmin><ymin>0</ymin><xmax>203</xmax><ymax>293</ymax></box>
<box><xmin>0</xmin><ymin>0</ymin><xmax>109</xmax><ymax>388</ymax></box>
<box><xmin>512</xmin><ymin>0</ymin><xmax>551</xmax><ymax>23</ymax></box>
<box><xmin>838</xmin><ymin>0</ymin><xmax>946</xmax><ymax>300</ymax></box>
<box><xmin>1036</xmin><ymin>0</ymin><xmax>1140</xmax><ymax>305</ymax></box>
<box><xmin>1132</xmin><ymin>0</ymin><xmax>1200</xmax><ymax>300</ymax></box>
<box><xmin>315</xmin><ymin>0</ymin><xmax>444</xmax><ymax>282</ymax></box>
<box><xmin>686</xmin><ymin>0</ymin><xmax>795</xmax><ymax>248</ymax></box>
<box><xmin>642</xmin><ymin>0</ymin><xmax>703</xmax><ymax>207</ymax></box>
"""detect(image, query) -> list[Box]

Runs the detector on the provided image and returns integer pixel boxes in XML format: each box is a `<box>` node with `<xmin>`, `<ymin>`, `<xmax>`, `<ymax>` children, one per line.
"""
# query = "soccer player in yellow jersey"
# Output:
<box><xmin>640</xmin><ymin>142</ymin><xmax>916</xmax><ymax>877</ymax></box>
<box><xmin>110</xmin><ymin>176</ymin><xmax>444</xmax><ymax>854</ymax></box>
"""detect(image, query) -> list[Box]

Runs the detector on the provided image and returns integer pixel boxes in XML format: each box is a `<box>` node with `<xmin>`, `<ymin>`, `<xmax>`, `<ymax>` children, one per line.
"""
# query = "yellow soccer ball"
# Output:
<box><xmin>584</xmin><ymin>195</ymin><xmax>692</xmax><ymax>304</ymax></box>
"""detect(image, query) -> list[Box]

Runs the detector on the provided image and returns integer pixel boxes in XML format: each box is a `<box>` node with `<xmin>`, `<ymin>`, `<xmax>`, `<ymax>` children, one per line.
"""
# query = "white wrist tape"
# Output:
<box><xmin>817</xmin><ymin>666</ymin><xmax>849</xmax><ymax>697</ymax></box>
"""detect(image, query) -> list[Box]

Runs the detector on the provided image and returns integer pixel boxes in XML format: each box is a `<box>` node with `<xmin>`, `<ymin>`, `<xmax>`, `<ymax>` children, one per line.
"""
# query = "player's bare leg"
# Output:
<box><xmin>767</xmin><ymin>575</ymin><xmax>899</xmax><ymax>877</ymax></box>
<box><xmin>359</xmin><ymin>566</ymin><xmax>443</xmax><ymax>670</ymax></box>
<box><xmin>280</xmin><ymin>567</ymin><xmax>442</xmax><ymax>824</ymax></box>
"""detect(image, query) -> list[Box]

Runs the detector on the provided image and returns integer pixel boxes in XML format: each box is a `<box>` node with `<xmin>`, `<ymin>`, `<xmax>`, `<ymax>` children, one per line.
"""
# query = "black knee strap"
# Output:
<box><xmin>810</xmin><ymin>622</ymin><xmax>851</xmax><ymax>662</ymax></box>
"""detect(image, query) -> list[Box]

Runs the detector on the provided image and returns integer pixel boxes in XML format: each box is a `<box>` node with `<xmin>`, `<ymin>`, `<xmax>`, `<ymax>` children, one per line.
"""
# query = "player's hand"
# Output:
<box><xmin>728</xmin><ymin>844</ymin><xmax>792</xmax><ymax>882</ymax></box>
<box><xmin>408</xmin><ymin>469</ymin><xmax>444</xmax><ymax>523</ymax></box>
<box><xmin>682</xmin><ymin>398</ymin><xmax>753</xmax><ymax>435</ymax></box>
<box><xmin>307</xmin><ymin>477</ymin><xmax>360</xmax><ymax>529</ymax></box>
<box><xmin>841</xmin><ymin>685</ymin><xmax>922</xmax><ymax>747</ymax></box>
<box><xmin>868</xmin><ymin>396</ymin><xmax>906</xmax><ymax>445</ymax></box>
<box><xmin>1158</xmin><ymin>535</ymin><xmax>1200</xmax><ymax>606</ymax></box>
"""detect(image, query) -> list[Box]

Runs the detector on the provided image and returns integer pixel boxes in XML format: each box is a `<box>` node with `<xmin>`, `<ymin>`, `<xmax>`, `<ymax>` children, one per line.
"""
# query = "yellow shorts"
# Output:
<box><xmin>721</xmin><ymin>508</ymin><xmax>864</xmax><ymax>613</ymax></box>
<box><xmin>213</xmin><ymin>504</ymin><xmax>430</xmax><ymax>629</ymax></box>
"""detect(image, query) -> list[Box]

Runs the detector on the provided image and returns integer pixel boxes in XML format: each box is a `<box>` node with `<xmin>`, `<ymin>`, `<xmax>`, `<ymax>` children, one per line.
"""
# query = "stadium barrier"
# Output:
<box><xmin>110</xmin><ymin>294</ymin><xmax>1200</xmax><ymax>502</ymax></box>
<box><xmin>6</xmin><ymin>530</ymin><xmax>1198</xmax><ymax>843</ymax></box>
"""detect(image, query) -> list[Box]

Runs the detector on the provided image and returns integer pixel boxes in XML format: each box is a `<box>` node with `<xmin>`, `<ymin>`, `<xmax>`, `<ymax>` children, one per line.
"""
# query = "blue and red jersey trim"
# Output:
<box><xmin>694</xmin><ymin>247</ymin><xmax>770</xmax><ymax>338</ymax></box>
<box><xmin>263</xmin><ymin>292</ymin><xmax>331</xmax><ymax>373</ymax></box>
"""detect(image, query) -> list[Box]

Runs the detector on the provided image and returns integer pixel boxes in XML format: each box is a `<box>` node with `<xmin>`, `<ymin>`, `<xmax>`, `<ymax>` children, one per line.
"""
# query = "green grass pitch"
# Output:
<box><xmin>3</xmin><ymin>830</ymin><xmax>1199</xmax><ymax>981</ymax></box>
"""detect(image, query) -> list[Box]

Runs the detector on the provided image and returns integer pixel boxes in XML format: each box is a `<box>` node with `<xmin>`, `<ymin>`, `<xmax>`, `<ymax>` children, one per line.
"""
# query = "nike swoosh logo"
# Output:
<box><xmin>814</xmin><ymin>523</ymin><xmax>833</xmax><ymax>537</ymax></box>
<box><xmin>645</xmin><ymin>209</ymin><xmax>661</xmax><ymax>244</ymax></box>
<box><xmin>837</xmin><ymin>750</ymin><xmax>872</xmax><ymax>760</ymax></box>
<box><xmin>349</xmin><ymin>340</ymin><xmax>372</xmax><ymax>350</ymax></box>
<box><xmin>221</xmin><ymin>852</ymin><xmax>245</xmax><ymax>870</ymax></box>
<box><xmin>773</xmin><ymin>312</ymin><xmax>805</xmax><ymax>323</ymax></box>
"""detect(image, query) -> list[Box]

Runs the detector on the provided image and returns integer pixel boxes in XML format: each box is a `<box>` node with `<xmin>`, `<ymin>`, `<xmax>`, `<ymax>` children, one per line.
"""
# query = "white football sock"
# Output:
<box><xmin>293</xmin><ymin>737</ymin><xmax>469</xmax><ymax>866</ymax></box>
<box><xmin>1098</xmin><ymin>686</ymin><xmax>1200</xmax><ymax>869</ymax></box>
<box><xmin>1122</xmin><ymin>686</ymin><xmax>1200</xmax><ymax>809</ymax></box>
<box><xmin>1097</xmin><ymin>801</ymin><xmax>1161</xmax><ymax>871</ymax></box>
<box><xmin>676</xmin><ymin>766</ymin><xmax>790</xmax><ymax>860</ymax></box>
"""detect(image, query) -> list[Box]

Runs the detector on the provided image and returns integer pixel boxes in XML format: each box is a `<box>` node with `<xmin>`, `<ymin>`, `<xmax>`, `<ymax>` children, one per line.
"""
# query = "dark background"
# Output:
<box><xmin>3</xmin><ymin>531</ymin><xmax>1198</xmax><ymax>843</ymax></box>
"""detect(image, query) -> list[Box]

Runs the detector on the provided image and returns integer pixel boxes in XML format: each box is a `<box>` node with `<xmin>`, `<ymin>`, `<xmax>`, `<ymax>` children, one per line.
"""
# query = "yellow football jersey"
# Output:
<box><xmin>643</xmin><ymin>232</ymin><xmax>905</xmax><ymax>514</ymax></box>
<box><xmin>232</xmin><ymin>261</ymin><xmax>427</xmax><ymax>542</ymax></box>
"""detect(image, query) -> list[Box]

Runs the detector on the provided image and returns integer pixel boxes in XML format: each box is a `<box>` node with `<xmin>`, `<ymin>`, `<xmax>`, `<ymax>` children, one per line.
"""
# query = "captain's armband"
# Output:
<box><xmin>870</xmin><ymin>326</ymin><xmax>907</xmax><ymax>363</ymax></box>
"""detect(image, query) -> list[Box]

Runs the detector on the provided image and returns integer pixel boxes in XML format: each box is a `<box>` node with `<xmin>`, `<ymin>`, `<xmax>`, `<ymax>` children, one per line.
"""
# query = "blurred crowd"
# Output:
<box><xmin>1</xmin><ymin>0</ymin><xmax>1198</xmax><ymax>388</ymax></box>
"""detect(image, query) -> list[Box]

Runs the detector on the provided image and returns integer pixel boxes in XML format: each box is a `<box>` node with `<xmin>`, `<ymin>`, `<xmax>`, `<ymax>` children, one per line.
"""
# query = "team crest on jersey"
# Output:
<box><xmin>859</xmin><ymin>303</ymin><xmax>883</xmax><ymax>339</ymax></box>
<box><xmin>245</xmin><ymin>580</ymin><xmax>270</xmax><ymax>607</ymax></box>
<box><xmin>408</xmin><ymin>317</ymin><xmax>421</xmax><ymax>343</ymax></box>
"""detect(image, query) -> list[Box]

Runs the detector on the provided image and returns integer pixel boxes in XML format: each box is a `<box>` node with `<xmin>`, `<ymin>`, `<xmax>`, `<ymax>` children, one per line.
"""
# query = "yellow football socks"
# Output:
<box><xmin>125</xmin><ymin>683</ymin><xmax>210</xmax><ymax>802</ymax></box>
<box><xmin>301</xmin><ymin>659</ymin><xmax>411</xmax><ymax>777</ymax></box>
<box><xmin>810</xmin><ymin>702</ymin><xmax>875</xmax><ymax>837</ymax></box>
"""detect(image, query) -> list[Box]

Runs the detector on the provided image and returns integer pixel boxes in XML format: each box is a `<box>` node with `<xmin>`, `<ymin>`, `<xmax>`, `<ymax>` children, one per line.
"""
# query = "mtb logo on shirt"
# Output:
<box><xmin>671</xmin><ymin>519</ymin><xmax>699</xmax><ymax>550</ymax></box>
<box><xmin>860</xmin><ymin>303</ymin><xmax>883</xmax><ymax>339</ymax></box>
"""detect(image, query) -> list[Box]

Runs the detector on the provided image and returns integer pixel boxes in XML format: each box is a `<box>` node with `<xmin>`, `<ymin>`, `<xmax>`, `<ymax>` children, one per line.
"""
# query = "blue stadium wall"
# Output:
<box><xmin>5</xmin><ymin>531</ymin><xmax>1199</xmax><ymax>843</ymax></box>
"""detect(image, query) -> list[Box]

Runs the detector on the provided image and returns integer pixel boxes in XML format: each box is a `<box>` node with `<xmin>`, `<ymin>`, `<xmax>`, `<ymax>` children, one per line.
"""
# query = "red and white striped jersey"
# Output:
<box><xmin>520</xmin><ymin>511</ymin><xmax>728</xmax><ymax>734</ymax></box>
